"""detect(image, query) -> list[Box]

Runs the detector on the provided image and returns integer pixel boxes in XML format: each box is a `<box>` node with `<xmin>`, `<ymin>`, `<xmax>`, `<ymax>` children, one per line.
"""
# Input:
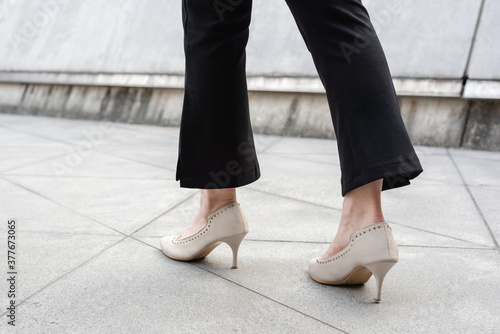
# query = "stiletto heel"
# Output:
<box><xmin>364</xmin><ymin>261</ymin><xmax>396</xmax><ymax>302</ymax></box>
<box><xmin>309</xmin><ymin>222</ymin><xmax>399</xmax><ymax>301</ymax></box>
<box><xmin>160</xmin><ymin>201</ymin><xmax>250</xmax><ymax>268</ymax></box>
<box><xmin>221</xmin><ymin>234</ymin><xmax>247</xmax><ymax>269</ymax></box>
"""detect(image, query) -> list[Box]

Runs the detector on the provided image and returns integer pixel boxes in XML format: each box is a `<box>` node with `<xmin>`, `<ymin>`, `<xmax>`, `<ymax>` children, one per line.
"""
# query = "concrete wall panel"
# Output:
<box><xmin>467</xmin><ymin>0</ymin><xmax>500</xmax><ymax>80</ymax></box>
<box><xmin>0</xmin><ymin>0</ymin><xmax>185</xmax><ymax>74</ymax></box>
<box><xmin>398</xmin><ymin>97</ymin><xmax>469</xmax><ymax>147</ymax></box>
<box><xmin>462</xmin><ymin>100</ymin><xmax>500</xmax><ymax>150</ymax></box>
<box><xmin>362</xmin><ymin>0</ymin><xmax>481</xmax><ymax>78</ymax></box>
<box><xmin>0</xmin><ymin>83</ymin><xmax>25</xmax><ymax>110</ymax></box>
<box><xmin>0</xmin><ymin>0</ymin><xmax>483</xmax><ymax>79</ymax></box>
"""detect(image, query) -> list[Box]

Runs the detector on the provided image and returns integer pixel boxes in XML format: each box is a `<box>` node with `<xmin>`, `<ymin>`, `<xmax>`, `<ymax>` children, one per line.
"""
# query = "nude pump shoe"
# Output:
<box><xmin>159</xmin><ymin>201</ymin><xmax>249</xmax><ymax>269</ymax></box>
<box><xmin>308</xmin><ymin>222</ymin><xmax>398</xmax><ymax>302</ymax></box>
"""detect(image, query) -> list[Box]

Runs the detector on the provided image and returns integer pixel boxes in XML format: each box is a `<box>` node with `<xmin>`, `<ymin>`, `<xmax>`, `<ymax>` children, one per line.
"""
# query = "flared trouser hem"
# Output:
<box><xmin>178</xmin><ymin>168</ymin><xmax>261</xmax><ymax>189</ymax></box>
<box><xmin>342</xmin><ymin>158</ymin><xmax>423</xmax><ymax>196</ymax></box>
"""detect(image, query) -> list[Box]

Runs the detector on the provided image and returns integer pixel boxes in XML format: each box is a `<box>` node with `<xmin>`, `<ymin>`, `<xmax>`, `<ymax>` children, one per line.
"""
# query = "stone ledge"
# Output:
<box><xmin>1</xmin><ymin>82</ymin><xmax>499</xmax><ymax>151</ymax></box>
<box><xmin>463</xmin><ymin>80</ymin><xmax>500</xmax><ymax>100</ymax></box>
<box><xmin>0</xmin><ymin>72</ymin><xmax>463</xmax><ymax>97</ymax></box>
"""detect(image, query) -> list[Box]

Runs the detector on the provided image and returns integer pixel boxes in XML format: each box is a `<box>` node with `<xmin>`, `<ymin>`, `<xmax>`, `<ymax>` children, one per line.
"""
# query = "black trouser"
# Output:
<box><xmin>176</xmin><ymin>0</ymin><xmax>423</xmax><ymax>196</ymax></box>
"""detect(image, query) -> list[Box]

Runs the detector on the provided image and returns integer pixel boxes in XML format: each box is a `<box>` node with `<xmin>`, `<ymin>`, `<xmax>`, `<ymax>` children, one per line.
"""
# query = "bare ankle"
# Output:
<box><xmin>200</xmin><ymin>188</ymin><xmax>237</xmax><ymax>214</ymax></box>
<box><xmin>340</xmin><ymin>179</ymin><xmax>385</xmax><ymax>229</ymax></box>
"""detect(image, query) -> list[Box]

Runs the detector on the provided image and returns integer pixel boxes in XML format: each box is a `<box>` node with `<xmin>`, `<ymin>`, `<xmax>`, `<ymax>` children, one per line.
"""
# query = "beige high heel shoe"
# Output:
<box><xmin>159</xmin><ymin>201</ymin><xmax>249</xmax><ymax>269</ymax></box>
<box><xmin>308</xmin><ymin>222</ymin><xmax>398</xmax><ymax>302</ymax></box>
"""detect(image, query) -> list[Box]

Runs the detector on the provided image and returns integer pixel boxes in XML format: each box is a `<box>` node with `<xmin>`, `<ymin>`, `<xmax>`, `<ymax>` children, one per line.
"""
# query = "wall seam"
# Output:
<box><xmin>461</xmin><ymin>0</ymin><xmax>487</xmax><ymax>96</ymax></box>
<box><xmin>459</xmin><ymin>100</ymin><xmax>473</xmax><ymax>148</ymax></box>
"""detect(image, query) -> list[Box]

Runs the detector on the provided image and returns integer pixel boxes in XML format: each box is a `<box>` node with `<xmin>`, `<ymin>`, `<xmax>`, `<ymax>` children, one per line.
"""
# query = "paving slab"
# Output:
<box><xmin>187</xmin><ymin>240</ymin><xmax>500</xmax><ymax>333</ymax></box>
<box><xmin>0</xmin><ymin>231</ymin><xmax>123</xmax><ymax>305</ymax></box>
<box><xmin>0</xmin><ymin>114</ymin><xmax>58</xmax><ymax>128</ymax></box>
<box><xmin>110</xmin><ymin>121</ymin><xmax>180</xmax><ymax>136</ymax></box>
<box><xmin>1</xmin><ymin>114</ymin><xmax>500</xmax><ymax>333</ymax></box>
<box><xmin>94</xmin><ymin>147</ymin><xmax>178</xmax><ymax>171</ymax></box>
<box><xmin>247</xmin><ymin>154</ymin><xmax>344</xmax><ymax>209</ymax></box>
<box><xmin>277</xmin><ymin>153</ymin><xmax>340</xmax><ymax>167</ymax></box>
<box><xmin>134</xmin><ymin>188</ymin><xmax>340</xmax><ymax>243</ymax></box>
<box><xmin>382</xmin><ymin>178</ymin><xmax>496</xmax><ymax>247</ymax></box>
<box><xmin>90</xmin><ymin>123</ymin><xmax>179</xmax><ymax>151</ymax></box>
<box><xmin>468</xmin><ymin>186</ymin><xmax>500</xmax><ymax>246</ymax></box>
<box><xmin>414</xmin><ymin>145</ymin><xmax>449</xmax><ymax>156</ymax></box>
<box><xmin>450</xmin><ymin>154</ymin><xmax>500</xmax><ymax>188</ymax></box>
<box><xmin>414</xmin><ymin>153</ymin><xmax>464</xmax><ymax>186</ymax></box>
<box><xmin>0</xmin><ymin>128</ymin><xmax>71</xmax><ymax>149</ymax></box>
<box><xmin>4</xmin><ymin>150</ymin><xmax>172</xmax><ymax>180</ymax></box>
<box><xmin>3</xmin><ymin>175</ymin><xmax>195</xmax><ymax>235</ymax></box>
<box><xmin>263</xmin><ymin>136</ymin><xmax>339</xmax><ymax>155</ymax></box>
<box><xmin>1</xmin><ymin>116</ymin><xmax>180</xmax><ymax>153</ymax></box>
<box><xmin>253</xmin><ymin>133</ymin><xmax>284</xmax><ymax>153</ymax></box>
<box><xmin>0</xmin><ymin>178</ymin><xmax>120</xmax><ymax>235</ymax></box>
<box><xmin>388</xmin><ymin>223</ymin><xmax>491</xmax><ymax>249</ymax></box>
<box><xmin>135</xmin><ymin>188</ymin><xmax>486</xmax><ymax>249</ymax></box>
<box><xmin>1</xmin><ymin>237</ymin><xmax>343</xmax><ymax>333</ymax></box>
<box><xmin>0</xmin><ymin>147</ymin><xmax>68</xmax><ymax>172</ymax></box>
<box><xmin>2</xmin><ymin>117</ymin><xmax>114</xmax><ymax>145</ymax></box>
<box><xmin>448</xmin><ymin>147</ymin><xmax>500</xmax><ymax>161</ymax></box>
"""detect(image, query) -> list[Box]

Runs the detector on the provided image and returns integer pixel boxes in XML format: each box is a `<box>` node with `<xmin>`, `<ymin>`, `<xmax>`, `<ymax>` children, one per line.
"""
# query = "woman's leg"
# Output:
<box><xmin>323</xmin><ymin>179</ymin><xmax>384</xmax><ymax>258</ymax></box>
<box><xmin>284</xmin><ymin>0</ymin><xmax>422</xmax><ymax>196</ymax></box>
<box><xmin>176</xmin><ymin>0</ymin><xmax>260</xmax><ymax>190</ymax></box>
<box><xmin>173</xmin><ymin>0</ymin><xmax>258</xmax><ymax>241</ymax></box>
<box><xmin>283</xmin><ymin>0</ymin><xmax>423</xmax><ymax>255</ymax></box>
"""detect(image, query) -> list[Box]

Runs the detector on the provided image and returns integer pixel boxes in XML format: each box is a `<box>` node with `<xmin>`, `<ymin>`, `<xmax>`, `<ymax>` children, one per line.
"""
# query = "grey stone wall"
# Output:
<box><xmin>0</xmin><ymin>0</ymin><xmax>499</xmax><ymax>150</ymax></box>
<box><xmin>0</xmin><ymin>0</ymin><xmax>493</xmax><ymax>82</ymax></box>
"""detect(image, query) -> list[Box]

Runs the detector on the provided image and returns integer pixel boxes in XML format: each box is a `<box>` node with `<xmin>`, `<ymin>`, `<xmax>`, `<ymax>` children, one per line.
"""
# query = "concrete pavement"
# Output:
<box><xmin>0</xmin><ymin>114</ymin><xmax>499</xmax><ymax>333</ymax></box>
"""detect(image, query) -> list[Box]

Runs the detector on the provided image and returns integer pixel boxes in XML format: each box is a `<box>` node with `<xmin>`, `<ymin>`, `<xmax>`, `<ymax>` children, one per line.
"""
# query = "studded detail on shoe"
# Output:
<box><xmin>171</xmin><ymin>203</ymin><xmax>236</xmax><ymax>245</ymax></box>
<box><xmin>159</xmin><ymin>201</ymin><xmax>249</xmax><ymax>268</ymax></box>
<box><xmin>308</xmin><ymin>221</ymin><xmax>399</xmax><ymax>301</ymax></box>
<box><xmin>316</xmin><ymin>223</ymin><xmax>391</xmax><ymax>265</ymax></box>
